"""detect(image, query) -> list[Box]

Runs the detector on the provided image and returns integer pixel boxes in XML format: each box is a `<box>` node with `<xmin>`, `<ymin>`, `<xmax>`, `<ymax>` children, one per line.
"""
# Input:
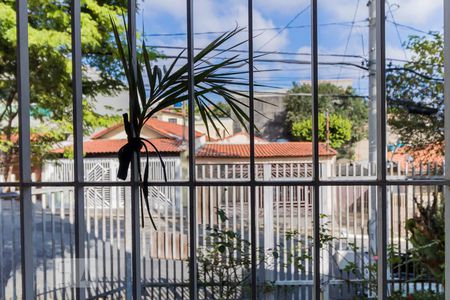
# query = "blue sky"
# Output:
<box><xmin>136</xmin><ymin>0</ymin><xmax>444</xmax><ymax>96</ymax></box>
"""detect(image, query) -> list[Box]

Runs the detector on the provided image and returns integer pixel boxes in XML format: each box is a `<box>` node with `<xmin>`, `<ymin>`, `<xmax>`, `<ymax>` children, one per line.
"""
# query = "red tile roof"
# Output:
<box><xmin>91</xmin><ymin>118</ymin><xmax>203</xmax><ymax>140</ymax></box>
<box><xmin>219</xmin><ymin>132</ymin><xmax>268</xmax><ymax>143</ymax></box>
<box><xmin>389</xmin><ymin>143</ymin><xmax>444</xmax><ymax>168</ymax></box>
<box><xmin>145</xmin><ymin>118</ymin><xmax>203</xmax><ymax>139</ymax></box>
<box><xmin>196</xmin><ymin>142</ymin><xmax>336</xmax><ymax>158</ymax></box>
<box><xmin>53</xmin><ymin>138</ymin><xmax>335</xmax><ymax>158</ymax></box>
<box><xmin>160</xmin><ymin>108</ymin><xmax>184</xmax><ymax>117</ymax></box>
<box><xmin>90</xmin><ymin>123</ymin><xmax>123</xmax><ymax>139</ymax></box>
<box><xmin>53</xmin><ymin>138</ymin><xmax>183</xmax><ymax>155</ymax></box>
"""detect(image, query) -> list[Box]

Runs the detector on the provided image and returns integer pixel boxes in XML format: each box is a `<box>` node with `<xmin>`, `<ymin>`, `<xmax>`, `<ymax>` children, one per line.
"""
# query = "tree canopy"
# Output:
<box><xmin>284</xmin><ymin>82</ymin><xmax>368</xmax><ymax>155</ymax></box>
<box><xmin>292</xmin><ymin>114</ymin><xmax>352</xmax><ymax>149</ymax></box>
<box><xmin>0</xmin><ymin>0</ymin><xmax>131</xmax><ymax>174</ymax></box>
<box><xmin>386</xmin><ymin>32</ymin><xmax>444</xmax><ymax>150</ymax></box>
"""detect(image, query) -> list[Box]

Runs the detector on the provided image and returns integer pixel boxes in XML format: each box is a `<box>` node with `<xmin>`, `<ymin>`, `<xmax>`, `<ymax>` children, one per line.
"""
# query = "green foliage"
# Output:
<box><xmin>389</xmin><ymin>291</ymin><xmax>444</xmax><ymax>300</ymax></box>
<box><xmin>386</xmin><ymin>33</ymin><xmax>444</xmax><ymax>149</ymax></box>
<box><xmin>195</xmin><ymin>101</ymin><xmax>232</xmax><ymax>118</ymax></box>
<box><xmin>0</xmin><ymin>0</ymin><xmax>128</xmax><ymax>172</ymax></box>
<box><xmin>405</xmin><ymin>192</ymin><xmax>445</xmax><ymax>285</ymax></box>
<box><xmin>112</xmin><ymin>22</ymin><xmax>265</xmax><ymax>140</ymax></box>
<box><xmin>291</xmin><ymin>113</ymin><xmax>352</xmax><ymax>149</ymax></box>
<box><xmin>284</xmin><ymin>82</ymin><xmax>367</xmax><ymax>141</ymax></box>
<box><xmin>201</xmin><ymin>211</ymin><xmax>440</xmax><ymax>299</ymax></box>
<box><xmin>196</xmin><ymin>209</ymin><xmax>254</xmax><ymax>300</ymax></box>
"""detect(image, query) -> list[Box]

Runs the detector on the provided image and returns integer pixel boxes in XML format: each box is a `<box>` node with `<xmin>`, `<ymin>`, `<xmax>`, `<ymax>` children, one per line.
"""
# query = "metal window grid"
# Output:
<box><xmin>10</xmin><ymin>0</ymin><xmax>450</xmax><ymax>299</ymax></box>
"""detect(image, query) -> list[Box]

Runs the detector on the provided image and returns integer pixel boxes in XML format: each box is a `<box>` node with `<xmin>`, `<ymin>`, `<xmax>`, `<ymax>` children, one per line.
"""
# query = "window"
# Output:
<box><xmin>2</xmin><ymin>0</ymin><xmax>449</xmax><ymax>299</ymax></box>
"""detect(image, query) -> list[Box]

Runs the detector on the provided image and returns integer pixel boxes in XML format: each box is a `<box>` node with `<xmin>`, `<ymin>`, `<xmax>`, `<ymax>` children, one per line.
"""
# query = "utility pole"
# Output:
<box><xmin>367</xmin><ymin>0</ymin><xmax>378</xmax><ymax>257</ymax></box>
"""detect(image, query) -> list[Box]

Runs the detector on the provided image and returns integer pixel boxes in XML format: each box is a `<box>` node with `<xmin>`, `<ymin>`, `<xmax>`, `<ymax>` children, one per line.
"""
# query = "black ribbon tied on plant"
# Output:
<box><xmin>117</xmin><ymin>113</ymin><xmax>168</xmax><ymax>230</ymax></box>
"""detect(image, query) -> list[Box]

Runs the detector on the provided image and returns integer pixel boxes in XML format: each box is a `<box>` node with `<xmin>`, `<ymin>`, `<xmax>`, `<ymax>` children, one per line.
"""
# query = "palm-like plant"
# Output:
<box><xmin>111</xmin><ymin>19</ymin><xmax>264</xmax><ymax>228</ymax></box>
<box><xmin>112</xmin><ymin>20</ymin><xmax>259</xmax><ymax>138</ymax></box>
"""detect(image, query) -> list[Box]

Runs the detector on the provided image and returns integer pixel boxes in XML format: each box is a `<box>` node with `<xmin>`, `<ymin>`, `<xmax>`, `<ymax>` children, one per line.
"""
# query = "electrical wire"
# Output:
<box><xmin>142</xmin><ymin>20</ymin><xmax>367</xmax><ymax>37</ymax></box>
<box><xmin>257</xmin><ymin>5</ymin><xmax>310</xmax><ymax>51</ymax></box>
<box><xmin>149</xmin><ymin>45</ymin><xmax>367</xmax><ymax>60</ymax></box>
<box><xmin>386</xmin><ymin>20</ymin><xmax>440</xmax><ymax>36</ymax></box>
<box><xmin>337</xmin><ymin>0</ymin><xmax>361</xmax><ymax>81</ymax></box>
<box><xmin>386</xmin><ymin>1</ymin><xmax>408</xmax><ymax>60</ymax></box>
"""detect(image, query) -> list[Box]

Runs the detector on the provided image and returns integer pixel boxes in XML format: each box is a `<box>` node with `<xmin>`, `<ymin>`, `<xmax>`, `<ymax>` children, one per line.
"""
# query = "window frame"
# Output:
<box><xmin>7</xmin><ymin>0</ymin><xmax>450</xmax><ymax>299</ymax></box>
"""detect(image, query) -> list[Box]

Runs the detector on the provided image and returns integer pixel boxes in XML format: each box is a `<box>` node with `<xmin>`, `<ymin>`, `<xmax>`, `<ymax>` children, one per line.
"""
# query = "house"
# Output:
<box><xmin>153</xmin><ymin>108</ymin><xmax>234</xmax><ymax>140</ymax></box>
<box><xmin>388</xmin><ymin>143</ymin><xmax>444</xmax><ymax>172</ymax></box>
<box><xmin>196</xmin><ymin>131</ymin><xmax>336</xmax><ymax>164</ymax></box>
<box><xmin>46</xmin><ymin>118</ymin><xmax>337</xmax><ymax>182</ymax></box>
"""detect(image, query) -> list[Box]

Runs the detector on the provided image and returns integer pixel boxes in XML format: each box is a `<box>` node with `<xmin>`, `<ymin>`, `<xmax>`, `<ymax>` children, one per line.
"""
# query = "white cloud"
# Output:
<box><xmin>321</xmin><ymin>0</ymin><xmax>442</xmax><ymax>29</ymax></box>
<box><xmin>141</xmin><ymin>0</ymin><xmax>186</xmax><ymax>20</ymax></box>
<box><xmin>139</xmin><ymin>0</ymin><xmax>441</xmax><ymax>90</ymax></box>
<box><xmin>142</xmin><ymin>0</ymin><xmax>289</xmax><ymax>52</ymax></box>
<box><xmin>255</xmin><ymin>0</ymin><xmax>309</xmax><ymax>15</ymax></box>
<box><xmin>386</xmin><ymin>45</ymin><xmax>410</xmax><ymax>61</ymax></box>
<box><xmin>320</xmin><ymin>0</ymin><xmax>368</xmax><ymax>23</ymax></box>
<box><xmin>392</xmin><ymin>0</ymin><xmax>442</xmax><ymax>27</ymax></box>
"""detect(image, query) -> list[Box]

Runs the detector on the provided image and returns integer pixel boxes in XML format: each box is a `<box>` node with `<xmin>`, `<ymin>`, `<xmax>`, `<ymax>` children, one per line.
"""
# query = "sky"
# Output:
<box><xmin>136</xmin><ymin>0</ymin><xmax>444</xmax><ymax>96</ymax></box>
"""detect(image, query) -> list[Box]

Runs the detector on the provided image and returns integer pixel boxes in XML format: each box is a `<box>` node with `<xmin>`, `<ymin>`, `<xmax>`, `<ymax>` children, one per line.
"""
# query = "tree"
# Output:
<box><xmin>0</xmin><ymin>0</ymin><xmax>129</xmax><ymax>177</ymax></box>
<box><xmin>291</xmin><ymin>114</ymin><xmax>352</xmax><ymax>149</ymax></box>
<box><xmin>194</xmin><ymin>101</ymin><xmax>232</xmax><ymax>118</ymax></box>
<box><xmin>386</xmin><ymin>32</ymin><xmax>443</xmax><ymax>150</ymax></box>
<box><xmin>405</xmin><ymin>192</ymin><xmax>444</xmax><ymax>285</ymax></box>
<box><xmin>284</xmin><ymin>82</ymin><xmax>367</xmax><ymax>155</ymax></box>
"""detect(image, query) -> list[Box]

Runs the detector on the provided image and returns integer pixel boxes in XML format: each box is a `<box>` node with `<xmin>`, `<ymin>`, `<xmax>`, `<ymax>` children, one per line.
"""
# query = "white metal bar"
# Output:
<box><xmin>51</xmin><ymin>193</ymin><xmax>57</xmax><ymax>299</ymax></box>
<box><xmin>11</xmin><ymin>199</ymin><xmax>18</xmax><ymax>299</ymax></box>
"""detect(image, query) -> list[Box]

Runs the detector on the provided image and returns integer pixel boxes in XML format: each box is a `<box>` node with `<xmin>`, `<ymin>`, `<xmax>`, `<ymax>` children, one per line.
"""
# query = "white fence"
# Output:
<box><xmin>0</xmin><ymin>159</ymin><xmax>444</xmax><ymax>299</ymax></box>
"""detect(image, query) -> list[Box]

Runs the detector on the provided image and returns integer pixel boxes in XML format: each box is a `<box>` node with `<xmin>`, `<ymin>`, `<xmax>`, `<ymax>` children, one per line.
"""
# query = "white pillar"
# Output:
<box><xmin>263</xmin><ymin>163</ymin><xmax>275</xmax><ymax>300</ymax></box>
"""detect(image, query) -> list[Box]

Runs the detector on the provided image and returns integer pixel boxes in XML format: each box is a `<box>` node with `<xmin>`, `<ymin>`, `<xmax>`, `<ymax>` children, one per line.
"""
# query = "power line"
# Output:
<box><xmin>156</xmin><ymin>52</ymin><xmax>443</xmax><ymax>82</ymax></box>
<box><xmin>150</xmin><ymin>44</ymin><xmax>442</xmax><ymax>68</ymax></box>
<box><xmin>142</xmin><ymin>20</ymin><xmax>367</xmax><ymax>37</ymax></box>
<box><xmin>159</xmin><ymin>53</ymin><xmax>367</xmax><ymax>70</ymax></box>
<box><xmin>386</xmin><ymin>20</ymin><xmax>440</xmax><ymax>36</ymax></box>
<box><xmin>337</xmin><ymin>0</ymin><xmax>361</xmax><ymax>80</ymax></box>
<box><xmin>257</xmin><ymin>5</ymin><xmax>310</xmax><ymax>51</ymax></box>
<box><xmin>233</xmin><ymin>90</ymin><xmax>369</xmax><ymax>98</ymax></box>
<box><xmin>149</xmin><ymin>44</ymin><xmax>367</xmax><ymax>60</ymax></box>
<box><xmin>386</xmin><ymin>1</ymin><xmax>408</xmax><ymax>60</ymax></box>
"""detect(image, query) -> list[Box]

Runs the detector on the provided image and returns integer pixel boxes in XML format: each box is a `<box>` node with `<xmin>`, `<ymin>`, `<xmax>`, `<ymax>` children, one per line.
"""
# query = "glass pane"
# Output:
<box><xmin>141</xmin><ymin>186</ymin><xmax>190</xmax><ymax>297</ymax></box>
<box><xmin>27</xmin><ymin>0</ymin><xmax>74</xmax><ymax>182</ymax></box>
<box><xmin>32</xmin><ymin>187</ymin><xmax>75</xmax><ymax>298</ymax></box>
<box><xmin>317</xmin><ymin>0</ymin><xmax>371</xmax><ymax>179</ymax></box>
<box><xmin>258</xmin><ymin>185</ymin><xmax>314</xmax><ymax>298</ymax></box>
<box><xmin>253</xmin><ymin>0</ymin><xmax>315</xmax><ymax>182</ymax></box>
<box><xmin>0</xmin><ymin>186</ymin><xmax>21</xmax><ymax>298</ymax></box>
<box><xmin>1</xmin><ymin>0</ymin><xmax>19</xmax><ymax>183</ymax></box>
<box><xmin>78</xmin><ymin>2</ymin><xmax>129</xmax><ymax>183</ymax></box>
<box><xmin>193</xmin><ymin>0</ymin><xmax>250</xmax><ymax>182</ymax></box>
<box><xmin>386</xmin><ymin>0</ymin><xmax>444</xmax><ymax>180</ymax></box>
<box><xmin>320</xmin><ymin>185</ymin><xmax>378</xmax><ymax>299</ymax></box>
<box><xmin>387</xmin><ymin>185</ymin><xmax>444</xmax><ymax>297</ymax></box>
<box><xmin>197</xmin><ymin>185</ymin><xmax>252</xmax><ymax>299</ymax></box>
<box><xmin>83</xmin><ymin>186</ymin><xmax>131</xmax><ymax>297</ymax></box>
